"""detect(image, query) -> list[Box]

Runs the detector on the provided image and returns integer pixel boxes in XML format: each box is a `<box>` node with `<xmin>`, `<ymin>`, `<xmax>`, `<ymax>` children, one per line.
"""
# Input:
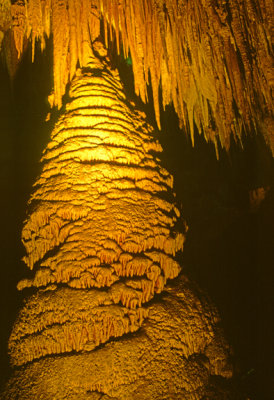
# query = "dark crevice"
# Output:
<box><xmin>236</xmin><ymin>47</ymin><xmax>246</xmax><ymax>80</ymax></box>
<box><xmin>42</xmin><ymin>136</ymin><xmax>147</xmax><ymax>153</ymax></box>
<box><xmin>50</xmin><ymin>119</ymin><xmax>151</xmax><ymax>138</ymax></box>
<box><xmin>207</xmin><ymin>99</ymin><xmax>217</xmax><ymax>131</ymax></box>
<box><xmin>26</xmin><ymin>241</ymin><xmax>66</xmax><ymax>273</ymax></box>
<box><xmin>69</xmin><ymin>87</ymin><xmax>121</xmax><ymax>102</ymax></box>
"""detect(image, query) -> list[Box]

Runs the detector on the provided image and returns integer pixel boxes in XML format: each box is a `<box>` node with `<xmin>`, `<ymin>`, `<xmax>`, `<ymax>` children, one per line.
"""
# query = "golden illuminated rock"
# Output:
<box><xmin>1</xmin><ymin>1</ymin><xmax>271</xmax><ymax>398</ymax></box>
<box><xmin>2</xmin><ymin>41</ymin><xmax>235</xmax><ymax>398</ymax></box>
<box><xmin>3</xmin><ymin>276</ymin><xmax>232</xmax><ymax>399</ymax></box>
<box><xmin>9</xmin><ymin>44</ymin><xmax>187</xmax><ymax>367</ymax></box>
<box><xmin>2</xmin><ymin>0</ymin><xmax>273</xmax><ymax>154</ymax></box>
<box><xmin>0</xmin><ymin>0</ymin><xmax>11</xmax><ymax>49</ymax></box>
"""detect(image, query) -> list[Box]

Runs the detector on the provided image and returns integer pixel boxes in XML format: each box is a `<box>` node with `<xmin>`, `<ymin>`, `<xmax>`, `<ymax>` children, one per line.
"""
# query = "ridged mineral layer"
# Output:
<box><xmin>9</xmin><ymin>44</ymin><xmax>186</xmax><ymax>366</ymax></box>
<box><xmin>4</xmin><ymin>276</ymin><xmax>233</xmax><ymax>400</ymax></box>
<box><xmin>4</xmin><ymin>44</ymin><xmax>234</xmax><ymax>399</ymax></box>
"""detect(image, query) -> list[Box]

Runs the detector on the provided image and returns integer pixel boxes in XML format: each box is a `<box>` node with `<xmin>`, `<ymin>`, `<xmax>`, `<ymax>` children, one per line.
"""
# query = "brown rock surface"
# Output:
<box><xmin>3</xmin><ymin>276</ymin><xmax>232</xmax><ymax>400</ymax></box>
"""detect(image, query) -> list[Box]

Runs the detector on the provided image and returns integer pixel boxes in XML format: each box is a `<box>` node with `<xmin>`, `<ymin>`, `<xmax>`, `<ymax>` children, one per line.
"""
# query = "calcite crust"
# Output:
<box><xmin>9</xmin><ymin>47</ymin><xmax>186</xmax><ymax>368</ymax></box>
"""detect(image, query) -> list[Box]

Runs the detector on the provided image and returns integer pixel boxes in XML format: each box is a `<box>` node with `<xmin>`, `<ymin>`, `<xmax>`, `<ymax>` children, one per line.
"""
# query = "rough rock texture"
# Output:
<box><xmin>2</xmin><ymin>44</ymin><xmax>234</xmax><ymax>398</ymax></box>
<box><xmin>3</xmin><ymin>276</ymin><xmax>233</xmax><ymax>400</ymax></box>
<box><xmin>1</xmin><ymin>0</ymin><xmax>273</xmax><ymax>154</ymax></box>
<box><xmin>0</xmin><ymin>0</ymin><xmax>11</xmax><ymax>49</ymax></box>
<box><xmin>9</xmin><ymin>44</ymin><xmax>186</xmax><ymax>367</ymax></box>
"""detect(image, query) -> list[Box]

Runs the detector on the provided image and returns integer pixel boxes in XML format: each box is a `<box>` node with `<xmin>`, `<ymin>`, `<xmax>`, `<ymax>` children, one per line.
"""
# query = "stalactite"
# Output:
<box><xmin>4</xmin><ymin>0</ymin><xmax>273</xmax><ymax>155</ymax></box>
<box><xmin>0</xmin><ymin>0</ymin><xmax>11</xmax><ymax>50</ymax></box>
<box><xmin>99</xmin><ymin>0</ymin><xmax>273</xmax><ymax>153</ymax></box>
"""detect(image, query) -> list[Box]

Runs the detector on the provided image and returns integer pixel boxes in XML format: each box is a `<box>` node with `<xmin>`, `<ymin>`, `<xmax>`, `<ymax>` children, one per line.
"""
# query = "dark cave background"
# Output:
<box><xmin>0</xmin><ymin>39</ymin><xmax>273</xmax><ymax>399</ymax></box>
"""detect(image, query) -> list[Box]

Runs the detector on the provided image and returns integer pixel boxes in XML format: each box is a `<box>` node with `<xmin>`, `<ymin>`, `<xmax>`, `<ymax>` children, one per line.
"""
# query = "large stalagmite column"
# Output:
<box><xmin>10</xmin><ymin>41</ymin><xmax>187</xmax><ymax>365</ymax></box>
<box><xmin>2</xmin><ymin>42</ymin><xmax>233</xmax><ymax>399</ymax></box>
<box><xmin>0</xmin><ymin>1</ymin><xmax>272</xmax><ymax>397</ymax></box>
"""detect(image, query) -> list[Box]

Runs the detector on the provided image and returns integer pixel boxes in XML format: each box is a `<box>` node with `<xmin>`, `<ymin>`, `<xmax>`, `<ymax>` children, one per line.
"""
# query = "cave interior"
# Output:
<box><xmin>0</xmin><ymin>8</ymin><xmax>273</xmax><ymax>399</ymax></box>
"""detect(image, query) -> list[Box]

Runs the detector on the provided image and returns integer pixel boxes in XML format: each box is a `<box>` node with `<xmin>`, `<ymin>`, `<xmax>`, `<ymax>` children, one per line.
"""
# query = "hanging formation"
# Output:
<box><xmin>1</xmin><ymin>0</ymin><xmax>273</xmax><ymax>155</ymax></box>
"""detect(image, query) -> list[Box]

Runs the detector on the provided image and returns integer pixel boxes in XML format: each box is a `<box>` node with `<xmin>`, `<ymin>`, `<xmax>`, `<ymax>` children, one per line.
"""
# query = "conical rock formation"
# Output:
<box><xmin>3</xmin><ymin>43</ymin><xmax>234</xmax><ymax>399</ymax></box>
<box><xmin>9</xmin><ymin>42</ymin><xmax>186</xmax><ymax>367</ymax></box>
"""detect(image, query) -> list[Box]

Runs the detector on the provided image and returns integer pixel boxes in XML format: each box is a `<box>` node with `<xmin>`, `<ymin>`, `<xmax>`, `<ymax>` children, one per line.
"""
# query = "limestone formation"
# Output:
<box><xmin>0</xmin><ymin>1</ymin><xmax>272</xmax><ymax>398</ymax></box>
<box><xmin>4</xmin><ymin>276</ymin><xmax>233</xmax><ymax>399</ymax></box>
<box><xmin>9</xmin><ymin>45</ymin><xmax>186</xmax><ymax>367</ymax></box>
<box><xmin>1</xmin><ymin>0</ymin><xmax>273</xmax><ymax>154</ymax></box>
<box><xmin>1</xmin><ymin>39</ymin><xmax>235</xmax><ymax>399</ymax></box>
<box><xmin>0</xmin><ymin>0</ymin><xmax>11</xmax><ymax>50</ymax></box>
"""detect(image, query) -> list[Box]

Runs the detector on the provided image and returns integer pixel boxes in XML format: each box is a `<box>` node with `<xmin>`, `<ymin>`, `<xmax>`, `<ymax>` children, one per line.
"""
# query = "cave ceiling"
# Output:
<box><xmin>0</xmin><ymin>0</ymin><xmax>273</xmax><ymax>156</ymax></box>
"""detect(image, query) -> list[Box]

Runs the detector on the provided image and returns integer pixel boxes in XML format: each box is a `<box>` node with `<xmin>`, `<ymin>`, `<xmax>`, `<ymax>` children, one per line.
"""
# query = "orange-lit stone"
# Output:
<box><xmin>2</xmin><ymin>1</ymin><xmax>270</xmax><ymax>397</ymax></box>
<box><xmin>5</xmin><ymin>0</ymin><xmax>273</xmax><ymax>154</ymax></box>
<box><xmin>9</xmin><ymin>45</ymin><xmax>187</xmax><ymax>369</ymax></box>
